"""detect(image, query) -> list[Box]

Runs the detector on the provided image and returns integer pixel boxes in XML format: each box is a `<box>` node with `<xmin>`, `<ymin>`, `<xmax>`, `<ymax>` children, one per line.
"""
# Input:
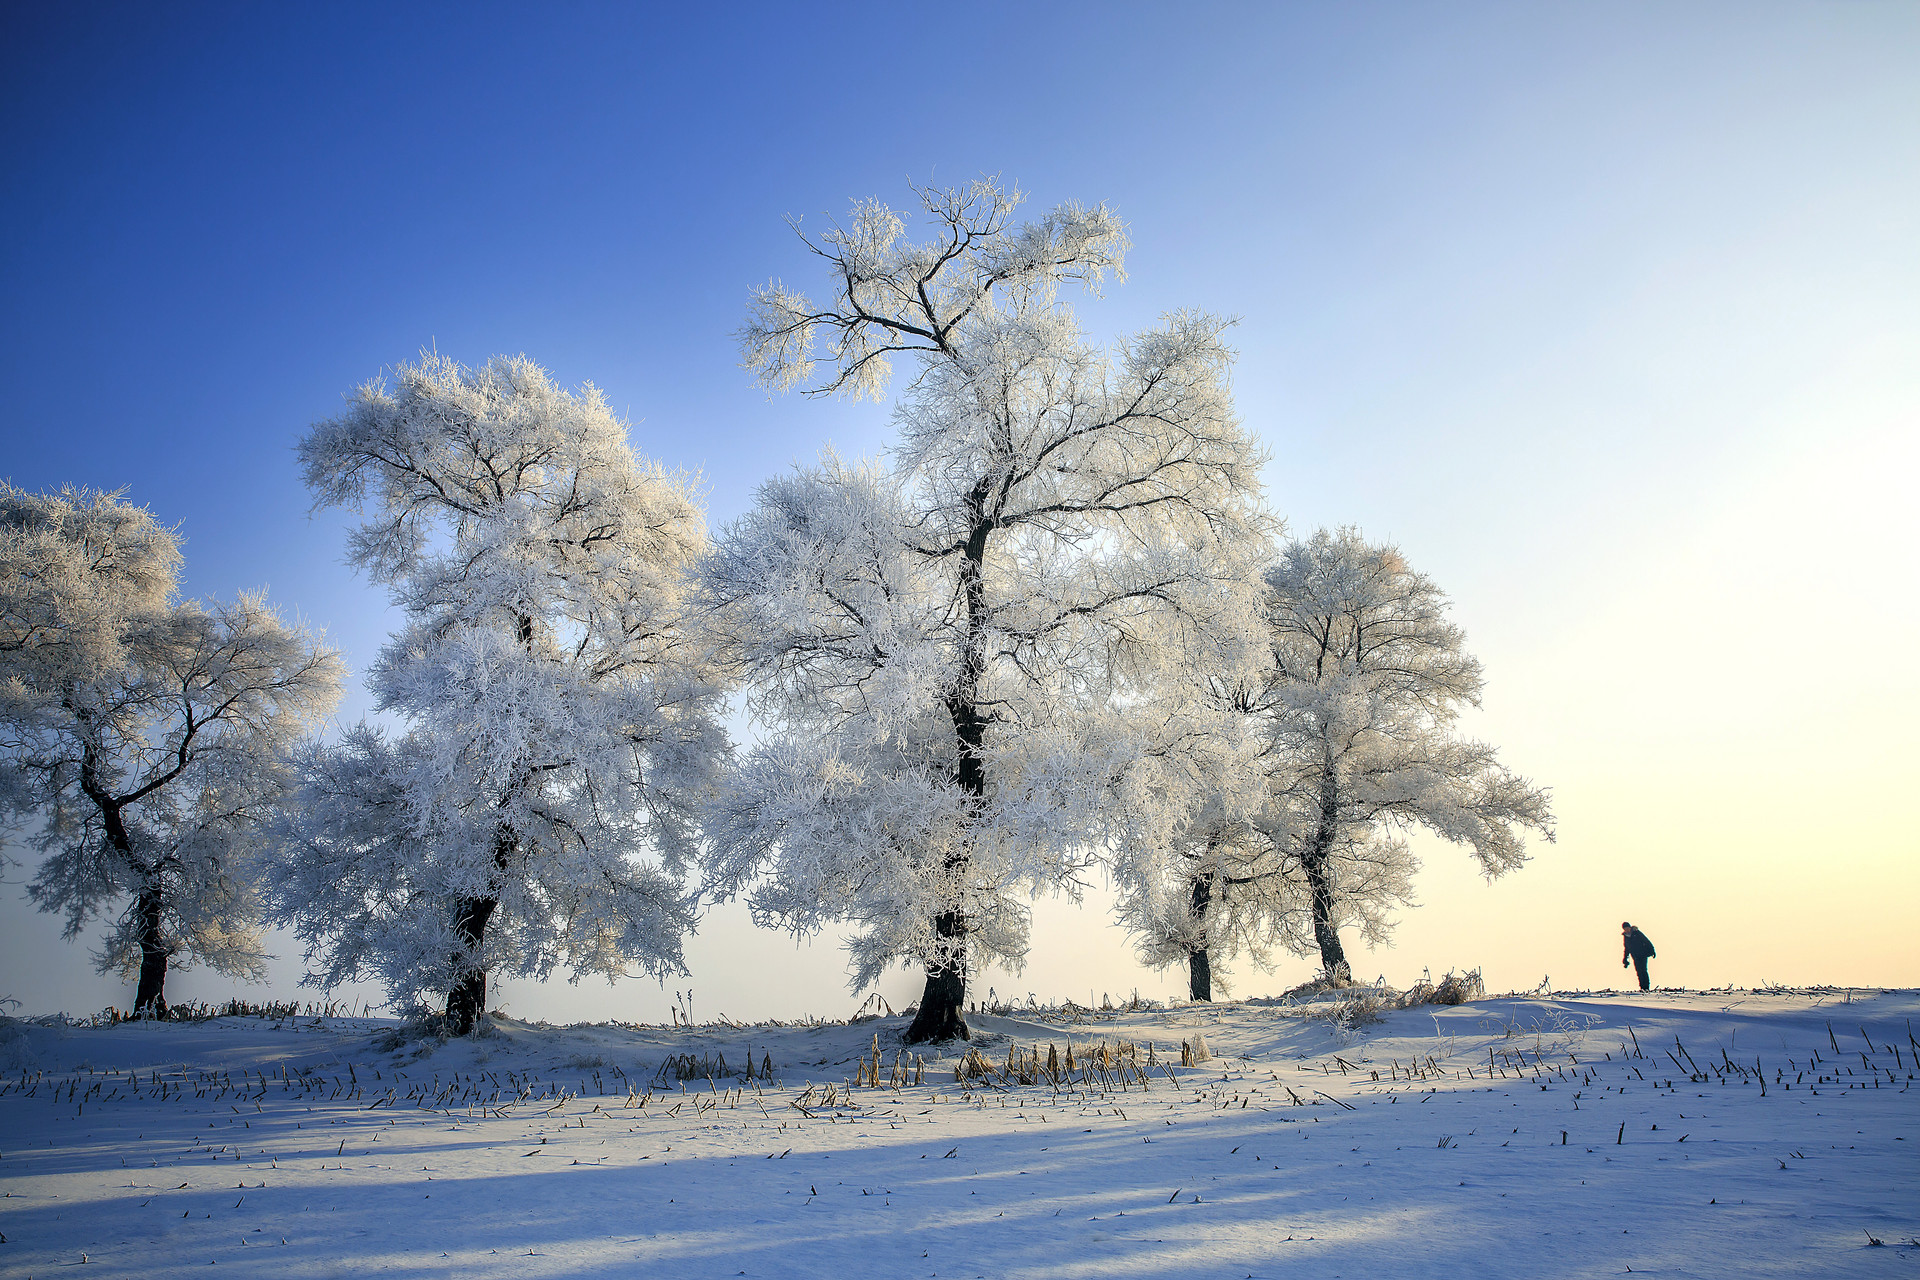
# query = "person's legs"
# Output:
<box><xmin>1634</xmin><ymin>955</ymin><xmax>1651</xmax><ymax>991</ymax></box>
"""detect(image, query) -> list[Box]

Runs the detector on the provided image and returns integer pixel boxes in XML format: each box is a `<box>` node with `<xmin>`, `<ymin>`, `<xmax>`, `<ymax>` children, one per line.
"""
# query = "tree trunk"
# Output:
<box><xmin>444</xmin><ymin>894</ymin><xmax>498</xmax><ymax>1036</ymax></box>
<box><xmin>906</xmin><ymin>498</ymin><xmax>996</xmax><ymax>1046</ymax></box>
<box><xmin>445</xmin><ymin>625</ymin><xmax>539</xmax><ymax>1036</ymax></box>
<box><xmin>1302</xmin><ymin>852</ymin><xmax>1351</xmax><ymax>984</ymax></box>
<box><xmin>131</xmin><ymin>888</ymin><xmax>171</xmax><ymax>1018</ymax></box>
<box><xmin>1187</xmin><ymin>875</ymin><xmax>1213</xmax><ymax>1001</ymax></box>
<box><xmin>905</xmin><ymin>909</ymin><xmax>970</xmax><ymax>1043</ymax></box>
<box><xmin>446</xmin><ymin>814</ymin><xmax>517</xmax><ymax>1035</ymax></box>
<box><xmin>87</xmin><ymin>766</ymin><xmax>171</xmax><ymax>1017</ymax></box>
<box><xmin>1188</xmin><ymin>948</ymin><xmax>1213</xmax><ymax>1003</ymax></box>
<box><xmin>1304</xmin><ymin>769</ymin><xmax>1352</xmax><ymax>984</ymax></box>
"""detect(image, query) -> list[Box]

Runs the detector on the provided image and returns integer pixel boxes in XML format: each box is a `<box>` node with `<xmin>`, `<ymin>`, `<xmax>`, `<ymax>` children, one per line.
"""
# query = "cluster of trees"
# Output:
<box><xmin>0</xmin><ymin>179</ymin><xmax>1552</xmax><ymax>1038</ymax></box>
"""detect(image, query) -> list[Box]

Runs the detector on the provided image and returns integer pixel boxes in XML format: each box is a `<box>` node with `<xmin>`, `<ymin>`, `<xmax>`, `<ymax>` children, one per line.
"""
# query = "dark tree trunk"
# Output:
<box><xmin>445</xmin><ymin>624</ymin><xmax>538</xmax><ymax>1036</ymax></box>
<box><xmin>86</xmin><ymin>760</ymin><xmax>173</xmax><ymax>1018</ymax></box>
<box><xmin>1188</xmin><ymin>948</ymin><xmax>1213</xmax><ymax>1003</ymax></box>
<box><xmin>1302</xmin><ymin>851</ymin><xmax>1351</xmax><ymax>984</ymax></box>
<box><xmin>1187</xmin><ymin>875</ymin><xmax>1213</xmax><ymax>1001</ymax></box>
<box><xmin>444</xmin><ymin>894</ymin><xmax>499</xmax><ymax>1036</ymax></box>
<box><xmin>132</xmin><ymin>888</ymin><xmax>171</xmax><ymax>1018</ymax></box>
<box><xmin>445</xmin><ymin>813</ymin><xmax>518</xmax><ymax>1035</ymax></box>
<box><xmin>906</xmin><ymin>498</ymin><xmax>997</xmax><ymax>1046</ymax></box>
<box><xmin>905</xmin><ymin>909</ymin><xmax>970</xmax><ymax>1043</ymax></box>
<box><xmin>1304</xmin><ymin>770</ymin><xmax>1352</xmax><ymax>983</ymax></box>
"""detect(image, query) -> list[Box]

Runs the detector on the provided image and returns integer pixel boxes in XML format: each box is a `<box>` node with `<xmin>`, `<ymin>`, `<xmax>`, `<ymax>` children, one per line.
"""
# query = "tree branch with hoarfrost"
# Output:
<box><xmin>713</xmin><ymin>179</ymin><xmax>1272</xmax><ymax>1042</ymax></box>
<box><xmin>279</xmin><ymin>355</ymin><xmax>728</xmax><ymax>1033</ymax></box>
<box><xmin>0</xmin><ymin>485</ymin><xmax>342</xmax><ymax>1015</ymax></box>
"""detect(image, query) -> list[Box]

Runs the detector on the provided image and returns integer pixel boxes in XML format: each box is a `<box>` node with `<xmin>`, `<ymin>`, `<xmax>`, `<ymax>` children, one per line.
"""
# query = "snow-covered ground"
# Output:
<box><xmin>2</xmin><ymin>989</ymin><xmax>1915</xmax><ymax>1278</ymax></box>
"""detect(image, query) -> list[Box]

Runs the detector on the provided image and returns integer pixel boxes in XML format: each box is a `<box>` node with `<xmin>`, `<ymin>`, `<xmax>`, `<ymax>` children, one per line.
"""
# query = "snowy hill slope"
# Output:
<box><xmin>2</xmin><ymin>990</ymin><xmax>1915</xmax><ymax>1278</ymax></box>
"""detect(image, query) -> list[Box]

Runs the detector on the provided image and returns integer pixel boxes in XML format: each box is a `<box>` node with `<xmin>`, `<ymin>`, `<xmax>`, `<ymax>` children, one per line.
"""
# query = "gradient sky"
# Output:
<box><xmin>4</xmin><ymin>2</ymin><xmax>1915</xmax><ymax>1021</ymax></box>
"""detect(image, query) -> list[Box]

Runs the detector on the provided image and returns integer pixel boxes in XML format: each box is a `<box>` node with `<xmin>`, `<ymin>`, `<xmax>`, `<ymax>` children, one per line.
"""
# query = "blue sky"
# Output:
<box><xmin>4</xmin><ymin>3</ymin><xmax>1916</xmax><ymax>1019</ymax></box>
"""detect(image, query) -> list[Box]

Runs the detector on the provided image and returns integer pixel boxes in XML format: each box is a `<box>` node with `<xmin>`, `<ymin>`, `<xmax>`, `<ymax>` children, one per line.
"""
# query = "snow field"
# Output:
<box><xmin>2</xmin><ymin>991</ymin><xmax>1915</xmax><ymax>1278</ymax></box>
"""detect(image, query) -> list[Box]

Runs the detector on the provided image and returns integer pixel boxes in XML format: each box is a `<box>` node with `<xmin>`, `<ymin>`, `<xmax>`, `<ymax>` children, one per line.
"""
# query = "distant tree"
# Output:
<box><xmin>281</xmin><ymin>354</ymin><xmax>728</xmax><ymax>1034</ymax></box>
<box><xmin>0</xmin><ymin>485</ymin><xmax>342</xmax><ymax>1015</ymax></box>
<box><xmin>1121</xmin><ymin>525</ymin><xmax>1551</xmax><ymax>990</ymax></box>
<box><xmin>712</xmin><ymin>179</ymin><xmax>1270</xmax><ymax>1041</ymax></box>
<box><xmin>1255</xmin><ymin>527</ymin><xmax>1554</xmax><ymax>982</ymax></box>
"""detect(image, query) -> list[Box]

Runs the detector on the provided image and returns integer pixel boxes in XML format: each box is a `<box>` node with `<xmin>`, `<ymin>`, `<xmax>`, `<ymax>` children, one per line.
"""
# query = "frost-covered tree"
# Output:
<box><xmin>712</xmin><ymin>179</ymin><xmax>1271</xmax><ymax>1041</ymax></box>
<box><xmin>1121</xmin><ymin>525</ymin><xmax>1551</xmax><ymax>990</ymax></box>
<box><xmin>0</xmin><ymin>485</ymin><xmax>342</xmax><ymax>1015</ymax></box>
<box><xmin>1255</xmin><ymin>528</ymin><xmax>1553</xmax><ymax>982</ymax></box>
<box><xmin>281</xmin><ymin>354</ymin><xmax>728</xmax><ymax>1033</ymax></box>
<box><xmin>1108</xmin><ymin>642</ymin><xmax>1286</xmax><ymax>1003</ymax></box>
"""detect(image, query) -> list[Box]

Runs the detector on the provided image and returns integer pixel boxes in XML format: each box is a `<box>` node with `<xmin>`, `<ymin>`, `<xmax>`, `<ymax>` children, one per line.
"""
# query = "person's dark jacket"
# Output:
<box><xmin>1623</xmin><ymin>927</ymin><xmax>1655</xmax><ymax>961</ymax></box>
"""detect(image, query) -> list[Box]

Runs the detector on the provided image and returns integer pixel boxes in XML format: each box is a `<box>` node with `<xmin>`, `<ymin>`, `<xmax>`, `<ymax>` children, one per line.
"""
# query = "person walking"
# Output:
<box><xmin>1621</xmin><ymin>922</ymin><xmax>1656</xmax><ymax>991</ymax></box>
